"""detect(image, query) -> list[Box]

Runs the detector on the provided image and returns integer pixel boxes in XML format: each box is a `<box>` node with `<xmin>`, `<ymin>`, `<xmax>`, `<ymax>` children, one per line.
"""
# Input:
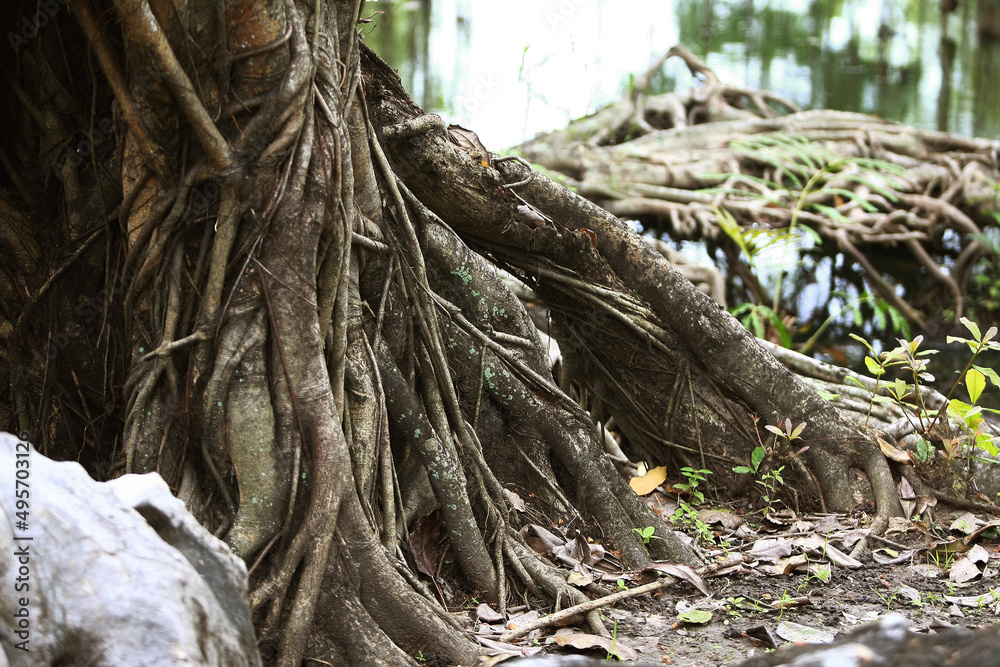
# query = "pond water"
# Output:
<box><xmin>366</xmin><ymin>0</ymin><xmax>1000</xmax><ymax>397</ymax></box>
<box><xmin>366</xmin><ymin>0</ymin><xmax>1000</xmax><ymax>151</ymax></box>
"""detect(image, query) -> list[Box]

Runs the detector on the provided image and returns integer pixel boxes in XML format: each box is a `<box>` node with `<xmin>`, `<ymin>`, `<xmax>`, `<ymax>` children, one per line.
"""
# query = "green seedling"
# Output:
<box><xmin>676</xmin><ymin>467</ymin><xmax>712</xmax><ymax>505</ymax></box>
<box><xmin>849</xmin><ymin>318</ymin><xmax>1000</xmax><ymax>467</ymax></box>
<box><xmin>633</xmin><ymin>525</ymin><xmax>660</xmax><ymax>545</ymax></box>
<box><xmin>734</xmin><ymin>415</ymin><xmax>798</xmax><ymax>515</ymax></box>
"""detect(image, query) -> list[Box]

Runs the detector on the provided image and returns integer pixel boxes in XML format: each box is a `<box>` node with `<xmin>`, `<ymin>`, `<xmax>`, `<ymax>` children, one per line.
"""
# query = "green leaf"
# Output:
<box><xmin>845</xmin><ymin>376</ymin><xmax>869</xmax><ymax>391</ymax></box>
<box><xmin>887</xmin><ymin>305</ymin><xmax>910</xmax><ymax>338</ymax></box>
<box><xmin>948</xmin><ymin>399</ymin><xmax>973</xmax><ymax>417</ymax></box>
<box><xmin>890</xmin><ymin>378</ymin><xmax>909</xmax><ymax>399</ymax></box>
<box><xmin>768</xmin><ymin>310</ymin><xmax>792</xmax><ymax>348</ymax></box>
<box><xmin>873</xmin><ymin>302</ymin><xmax>887</xmax><ymax>331</ymax></box>
<box><xmin>733</xmin><ymin>466</ymin><xmax>752</xmax><ymax>474</ymax></box>
<box><xmin>790</xmin><ymin>422</ymin><xmax>807</xmax><ymax>440</ymax></box>
<box><xmin>976</xmin><ymin>434</ymin><xmax>999</xmax><ymax>457</ymax></box>
<box><xmin>960</xmin><ymin>317</ymin><xmax>982</xmax><ymax>342</ymax></box>
<box><xmin>751</xmin><ymin>445</ymin><xmax>766</xmax><ymax>469</ymax></box>
<box><xmin>967</xmin><ymin>368</ymin><xmax>986</xmax><ymax>405</ymax></box>
<box><xmin>677</xmin><ymin>609</ymin><xmax>713</xmax><ymax>624</ymax></box>
<box><xmin>973</xmin><ymin>365</ymin><xmax>1000</xmax><ymax>389</ymax></box>
<box><xmin>849</xmin><ymin>333</ymin><xmax>877</xmax><ymax>355</ymax></box>
<box><xmin>864</xmin><ymin>356</ymin><xmax>883</xmax><ymax>375</ymax></box>
<box><xmin>812</xmin><ymin>203</ymin><xmax>851</xmax><ymax>224</ymax></box>
<box><xmin>816</xmin><ymin>390</ymin><xmax>841</xmax><ymax>401</ymax></box>
<box><xmin>852</xmin><ymin>302</ymin><xmax>863</xmax><ymax>327</ymax></box>
<box><xmin>820</xmin><ymin>188</ymin><xmax>878</xmax><ymax>212</ymax></box>
<box><xmin>836</xmin><ymin>172</ymin><xmax>901</xmax><ymax>202</ymax></box>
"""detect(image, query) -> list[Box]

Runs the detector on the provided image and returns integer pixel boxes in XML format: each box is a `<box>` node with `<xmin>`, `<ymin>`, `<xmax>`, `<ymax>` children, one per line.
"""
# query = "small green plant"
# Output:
<box><xmin>870</xmin><ymin>586</ymin><xmax>900</xmax><ymax>611</ymax></box>
<box><xmin>633</xmin><ymin>525</ymin><xmax>660</xmax><ymax>545</ymax></box>
<box><xmin>924</xmin><ymin>591</ymin><xmax>945</xmax><ymax>606</ymax></box>
<box><xmin>671</xmin><ymin>502</ymin><xmax>716</xmax><ymax>546</ymax></box>
<box><xmin>676</xmin><ymin>467</ymin><xmax>712</xmax><ymax>505</ymax></box>
<box><xmin>735</xmin><ymin>416</ymin><xmax>798</xmax><ymax>515</ymax></box>
<box><xmin>705</xmin><ymin>140</ymin><xmax>908</xmax><ymax>335</ymax></box>
<box><xmin>723</xmin><ymin>597</ymin><xmax>745</xmax><ymax>620</ymax></box>
<box><xmin>615</xmin><ymin>579</ymin><xmax>627</xmax><ymax>591</ymax></box>
<box><xmin>607</xmin><ymin>618</ymin><xmax>619</xmax><ymax>662</ymax></box>
<box><xmin>926</xmin><ymin>548</ymin><xmax>956</xmax><ymax>571</ymax></box>
<box><xmin>775</xmin><ymin>589</ymin><xmax>796</xmax><ymax>620</ymax></box>
<box><xmin>849</xmin><ymin>318</ymin><xmax>1000</xmax><ymax>463</ymax></box>
<box><xmin>417</xmin><ymin>650</ymin><xmax>426</xmax><ymax>662</ymax></box>
<box><xmin>733</xmin><ymin>443</ymin><xmax>767</xmax><ymax>477</ymax></box>
<box><xmin>730</xmin><ymin>302</ymin><xmax>793</xmax><ymax>348</ymax></box>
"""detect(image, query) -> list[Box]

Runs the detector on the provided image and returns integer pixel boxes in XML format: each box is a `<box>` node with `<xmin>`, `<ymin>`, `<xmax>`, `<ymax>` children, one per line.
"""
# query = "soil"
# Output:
<box><xmin>477</xmin><ymin>502</ymin><xmax>1000</xmax><ymax>666</ymax></box>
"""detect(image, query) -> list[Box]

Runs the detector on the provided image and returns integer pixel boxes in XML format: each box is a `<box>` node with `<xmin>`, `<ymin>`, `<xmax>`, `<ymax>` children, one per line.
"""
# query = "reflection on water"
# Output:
<box><xmin>366</xmin><ymin>0</ymin><xmax>1000</xmax><ymax>391</ymax></box>
<box><xmin>366</xmin><ymin>0</ymin><xmax>1000</xmax><ymax>149</ymax></box>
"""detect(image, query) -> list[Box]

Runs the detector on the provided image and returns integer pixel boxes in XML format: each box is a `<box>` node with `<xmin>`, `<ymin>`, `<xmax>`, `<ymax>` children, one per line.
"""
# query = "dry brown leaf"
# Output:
<box><xmin>629</xmin><ymin>465</ymin><xmax>667</xmax><ymax>496</ymax></box>
<box><xmin>645</xmin><ymin>561</ymin><xmax>710</xmax><ymax>595</ymax></box>
<box><xmin>553</xmin><ymin>633</ymin><xmax>637</xmax><ymax>661</ymax></box>
<box><xmin>878</xmin><ymin>435</ymin><xmax>911</xmax><ymax>463</ymax></box>
<box><xmin>447</xmin><ymin>124</ymin><xmax>491</xmax><ymax>166</ymax></box>
<box><xmin>407</xmin><ymin>512</ymin><xmax>442</xmax><ymax>577</ymax></box>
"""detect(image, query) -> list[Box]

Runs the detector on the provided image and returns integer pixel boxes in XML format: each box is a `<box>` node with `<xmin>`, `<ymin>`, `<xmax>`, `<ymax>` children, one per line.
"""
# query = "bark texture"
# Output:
<box><xmin>0</xmin><ymin>3</ymin><xmax>920</xmax><ymax>664</ymax></box>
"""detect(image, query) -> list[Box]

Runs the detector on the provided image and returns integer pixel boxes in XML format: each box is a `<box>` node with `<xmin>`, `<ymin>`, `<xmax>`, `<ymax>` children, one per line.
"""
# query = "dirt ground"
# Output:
<box><xmin>473</xmin><ymin>499</ymin><xmax>1000</xmax><ymax>666</ymax></box>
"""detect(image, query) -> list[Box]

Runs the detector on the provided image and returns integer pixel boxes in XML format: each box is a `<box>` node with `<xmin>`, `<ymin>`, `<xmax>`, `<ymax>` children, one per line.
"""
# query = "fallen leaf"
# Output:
<box><xmin>775</xmin><ymin>620</ymin><xmax>835</xmax><ymax>644</ymax></box>
<box><xmin>477</xmin><ymin>603</ymin><xmax>503</xmax><ymax>623</ymax></box>
<box><xmin>629</xmin><ymin>465</ymin><xmax>667</xmax><ymax>496</ymax></box>
<box><xmin>879</xmin><ymin>436</ymin><xmax>911</xmax><ymax>463</ymax></box>
<box><xmin>447</xmin><ymin>124</ymin><xmax>491</xmax><ymax>166</ymax></box>
<box><xmin>503</xmin><ymin>488</ymin><xmax>526</xmax><ymax>512</ymax></box>
<box><xmin>566</xmin><ymin>564</ymin><xmax>594</xmax><ymax>586</ymax></box>
<box><xmin>645</xmin><ymin>561</ymin><xmax>710</xmax><ymax>596</ymax></box>
<box><xmin>749</xmin><ymin>538</ymin><xmax>793</xmax><ymax>563</ymax></box>
<box><xmin>872</xmin><ymin>548</ymin><xmax>915</xmax><ymax>565</ymax></box>
<box><xmin>950</xmin><ymin>512</ymin><xmax>980</xmax><ymax>535</ymax></box>
<box><xmin>967</xmin><ymin>544</ymin><xmax>990</xmax><ymax>564</ymax></box>
<box><xmin>819</xmin><ymin>543</ymin><xmax>863</xmax><ymax>569</ymax></box>
<box><xmin>553</xmin><ymin>633</ymin><xmax>637</xmax><ymax>661</ymax></box>
<box><xmin>698</xmin><ymin>509</ymin><xmax>744</xmax><ymax>531</ymax></box>
<box><xmin>894</xmin><ymin>585</ymin><xmax>921</xmax><ymax>603</ymax></box>
<box><xmin>407</xmin><ymin>512</ymin><xmax>442</xmax><ymax>577</ymax></box>
<box><xmin>676</xmin><ymin>608</ymin><xmax>712</xmax><ymax>624</ymax></box>
<box><xmin>949</xmin><ymin>557</ymin><xmax>981</xmax><ymax>584</ymax></box>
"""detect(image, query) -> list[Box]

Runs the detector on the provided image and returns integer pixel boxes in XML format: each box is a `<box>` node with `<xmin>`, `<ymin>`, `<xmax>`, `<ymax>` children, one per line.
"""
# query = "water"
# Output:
<box><xmin>365</xmin><ymin>0</ymin><xmax>1000</xmax><ymax>151</ymax></box>
<box><xmin>365</xmin><ymin>0</ymin><xmax>1000</xmax><ymax>400</ymax></box>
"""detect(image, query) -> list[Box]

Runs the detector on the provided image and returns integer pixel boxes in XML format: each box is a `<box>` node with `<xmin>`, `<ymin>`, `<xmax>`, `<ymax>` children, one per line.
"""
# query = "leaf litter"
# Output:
<box><xmin>450</xmin><ymin>465</ymin><xmax>1000</xmax><ymax>665</ymax></box>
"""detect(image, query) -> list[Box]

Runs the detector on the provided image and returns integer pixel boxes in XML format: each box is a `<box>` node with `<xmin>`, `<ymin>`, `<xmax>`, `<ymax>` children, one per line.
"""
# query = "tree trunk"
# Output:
<box><xmin>0</xmin><ymin>0</ymin><xmax>904</xmax><ymax>663</ymax></box>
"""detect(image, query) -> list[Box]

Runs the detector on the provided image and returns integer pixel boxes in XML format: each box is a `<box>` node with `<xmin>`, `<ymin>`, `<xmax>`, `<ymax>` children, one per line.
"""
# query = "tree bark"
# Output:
<box><xmin>0</xmin><ymin>1</ymin><xmax>913</xmax><ymax>663</ymax></box>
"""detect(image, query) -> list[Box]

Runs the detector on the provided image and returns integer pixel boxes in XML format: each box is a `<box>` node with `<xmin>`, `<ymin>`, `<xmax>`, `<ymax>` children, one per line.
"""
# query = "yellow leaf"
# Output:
<box><xmin>629</xmin><ymin>465</ymin><xmax>667</xmax><ymax>496</ymax></box>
